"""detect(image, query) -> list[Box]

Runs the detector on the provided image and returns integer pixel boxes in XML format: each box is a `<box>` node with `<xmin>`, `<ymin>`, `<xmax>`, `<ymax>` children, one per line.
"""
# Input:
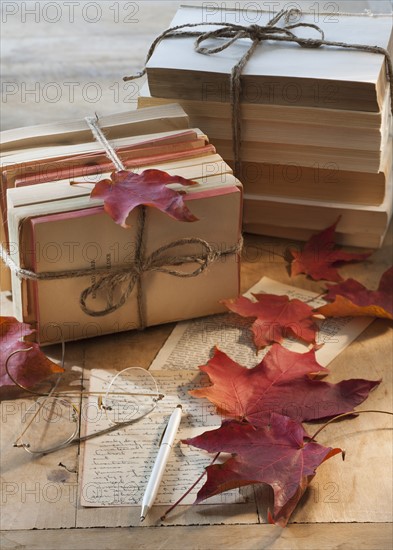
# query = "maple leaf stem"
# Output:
<box><xmin>309</xmin><ymin>409</ymin><xmax>393</xmax><ymax>441</ymax></box>
<box><xmin>69</xmin><ymin>181</ymin><xmax>94</xmax><ymax>188</ymax></box>
<box><xmin>305</xmin><ymin>290</ymin><xmax>327</xmax><ymax>304</ymax></box>
<box><xmin>160</xmin><ymin>452</ymin><xmax>220</xmax><ymax>521</ymax></box>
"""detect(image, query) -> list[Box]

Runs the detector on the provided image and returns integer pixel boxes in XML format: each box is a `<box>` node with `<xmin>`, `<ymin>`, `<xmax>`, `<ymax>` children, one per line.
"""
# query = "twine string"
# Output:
<box><xmin>79</xmin><ymin>236</ymin><xmax>242</xmax><ymax>322</ymax></box>
<box><xmin>1</xmin><ymin>236</ymin><xmax>242</xmax><ymax>327</ymax></box>
<box><xmin>1</xmin><ymin>238</ymin><xmax>240</xmax><ymax>283</ymax></box>
<box><xmin>84</xmin><ymin>116</ymin><xmax>125</xmax><ymax>172</ymax></box>
<box><xmin>124</xmin><ymin>7</ymin><xmax>393</xmax><ymax>176</ymax></box>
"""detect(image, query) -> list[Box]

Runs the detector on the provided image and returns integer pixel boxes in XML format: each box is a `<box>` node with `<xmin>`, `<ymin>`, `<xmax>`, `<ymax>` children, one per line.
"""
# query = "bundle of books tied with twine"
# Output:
<box><xmin>136</xmin><ymin>4</ymin><xmax>393</xmax><ymax>248</ymax></box>
<box><xmin>0</xmin><ymin>104</ymin><xmax>242</xmax><ymax>344</ymax></box>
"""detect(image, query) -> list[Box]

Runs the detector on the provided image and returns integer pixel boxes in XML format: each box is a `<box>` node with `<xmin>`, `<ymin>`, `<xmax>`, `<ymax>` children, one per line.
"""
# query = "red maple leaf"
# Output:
<box><xmin>183</xmin><ymin>414</ymin><xmax>342</xmax><ymax>526</ymax></box>
<box><xmin>316</xmin><ymin>266</ymin><xmax>393</xmax><ymax>319</ymax></box>
<box><xmin>289</xmin><ymin>218</ymin><xmax>371</xmax><ymax>282</ymax></box>
<box><xmin>0</xmin><ymin>317</ymin><xmax>63</xmax><ymax>389</ymax></box>
<box><xmin>90</xmin><ymin>169</ymin><xmax>199</xmax><ymax>228</ymax></box>
<box><xmin>189</xmin><ymin>345</ymin><xmax>380</xmax><ymax>425</ymax></box>
<box><xmin>222</xmin><ymin>293</ymin><xmax>318</xmax><ymax>349</ymax></box>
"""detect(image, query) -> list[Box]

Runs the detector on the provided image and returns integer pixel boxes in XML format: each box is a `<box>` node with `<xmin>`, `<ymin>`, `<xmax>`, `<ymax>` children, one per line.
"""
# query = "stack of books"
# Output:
<box><xmin>138</xmin><ymin>5</ymin><xmax>393</xmax><ymax>248</ymax></box>
<box><xmin>1</xmin><ymin>104</ymin><xmax>242</xmax><ymax>344</ymax></box>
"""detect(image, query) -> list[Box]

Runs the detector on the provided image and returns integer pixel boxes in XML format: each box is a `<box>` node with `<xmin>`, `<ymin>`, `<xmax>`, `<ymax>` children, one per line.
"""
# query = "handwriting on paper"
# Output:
<box><xmin>80</xmin><ymin>370</ymin><xmax>243</xmax><ymax>507</ymax></box>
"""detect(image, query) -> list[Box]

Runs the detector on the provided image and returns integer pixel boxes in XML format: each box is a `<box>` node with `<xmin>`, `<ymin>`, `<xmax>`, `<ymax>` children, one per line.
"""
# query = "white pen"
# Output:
<box><xmin>140</xmin><ymin>404</ymin><xmax>182</xmax><ymax>522</ymax></box>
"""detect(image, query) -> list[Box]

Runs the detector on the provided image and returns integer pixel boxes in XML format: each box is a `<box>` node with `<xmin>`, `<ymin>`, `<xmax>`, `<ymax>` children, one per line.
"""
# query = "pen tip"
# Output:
<box><xmin>140</xmin><ymin>516</ymin><xmax>145</xmax><ymax>523</ymax></box>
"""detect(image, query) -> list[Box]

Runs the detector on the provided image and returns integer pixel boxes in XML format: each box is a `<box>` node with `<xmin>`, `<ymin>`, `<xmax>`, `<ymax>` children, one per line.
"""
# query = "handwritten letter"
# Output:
<box><xmin>80</xmin><ymin>370</ymin><xmax>243</xmax><ymax>507</ymax></box>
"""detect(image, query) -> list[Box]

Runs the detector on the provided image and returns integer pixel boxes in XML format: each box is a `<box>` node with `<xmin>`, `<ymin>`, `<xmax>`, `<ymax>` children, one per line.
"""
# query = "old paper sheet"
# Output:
<box><xmin>150</xmin><ymin>277</ymin><xmax>373</xmax><ymax>371</ymax></box>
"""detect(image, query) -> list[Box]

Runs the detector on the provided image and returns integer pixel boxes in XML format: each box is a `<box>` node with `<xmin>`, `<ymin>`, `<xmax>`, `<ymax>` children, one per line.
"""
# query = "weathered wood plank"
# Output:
<box><xmin>2</xmin><ymin>523</ymin><xmax>393</xmax><ymax>550</ymax></box>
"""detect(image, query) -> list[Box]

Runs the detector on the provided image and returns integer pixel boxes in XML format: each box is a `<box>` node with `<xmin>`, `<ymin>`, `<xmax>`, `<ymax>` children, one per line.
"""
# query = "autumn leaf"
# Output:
<box><xmin>89</xmin><ymin>169</ymin><xmax>199</xmax><ymax>227</ymax></box>
<box><xmin>222</xmin><ymin>293</ymin><xmax>318</xmax><ymax>349</ymax></box>
<box><xmin>189</xmin><ymin>345</ymin><xmax>380</xmax><ymax>425</ymax></box>
<box><xmin>183</xmin><ymin>413</ymin><xmax>342</xmax><ymax>526</ymax></box>
<box><xmin>316</xmin><ymin>266</ymin><xmax>393</xmax><ymax>319</ymax></box>
<box><xmin>289</xmin><ymin>218</ymin><xmax>371</xmax><ymax>282</ymax></box>
<box><xmin>0</xmin><ymin>317</ymin><xmax>63</xmax><ymax>389</ymax></box>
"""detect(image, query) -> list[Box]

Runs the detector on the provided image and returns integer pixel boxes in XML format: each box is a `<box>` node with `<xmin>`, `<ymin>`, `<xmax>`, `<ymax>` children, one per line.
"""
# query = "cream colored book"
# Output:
<box><xmin>139</xmin><ymin>83</ymin><xmax>392</xmax><ymax>151</ymax></box>
<box><xmin>0</xmin><ymin>103</ymin><xmax>189</xmax><ymax>152</ymax></box>
<box><xmin>211</xmin><ymin>135</ymin><xmax>392</xmax><ymax>174</ymax></box>
<box><xmin>235</xmin><ymin>147</ymin><xmax>392</xmax><ymax>206</ymax></box>
<box><xmin>242</xmin><ymin>223</ymin><xmax>391</xmax><ymax>249</ymax></box>
<box><xmin>1</xmin><ymin>128</ymin><xmax>204</xmax><ymax>166</ymax></box>
<box><xmin>1</xmin><ymin>129</ymin><xmax>213</xmax><ymax>200</ymax></box>
<box><xmin>145</xmin><ymin>5</ymin><xmax>393</xmax><ymax>112</ymax></box>
<box><xmin>138</xmin><ymin>82</ymin><xmax>389</xmax><ymax>130</ymax></box>
<box><xmin>242</xmin><ymin>169</ymin><xmax>393</xmax><ymax>246</ymax></box>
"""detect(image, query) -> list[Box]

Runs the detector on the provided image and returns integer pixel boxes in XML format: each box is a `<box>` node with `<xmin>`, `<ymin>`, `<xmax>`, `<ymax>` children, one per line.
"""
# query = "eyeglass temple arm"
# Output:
<box><xmin>5</xmin><ymin>323</ymin><xmax>65</xmax><ymax>394</ymax></box>
<box><xmin>7</xmin><ymin>346</ymin><xmax>66</xmax><ymax>446</ymax></box>
<box><xmin>37</xmin><ymin>404</ymin><xmax>157</xmax><ymax>455</ymax></box>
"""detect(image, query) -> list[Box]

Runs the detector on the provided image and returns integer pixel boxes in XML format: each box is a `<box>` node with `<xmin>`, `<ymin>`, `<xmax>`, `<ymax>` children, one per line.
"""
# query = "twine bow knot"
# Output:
<box><xmin>124</xmin><ymin>7</ymin><xmax>393</xmax><ymax>176</ymax></box>
<box><xmin>80</xmin><ymin>227</ymin><xmax>241</xmax><ymax>327</ymax></box>
<box><xmin>194</xmin><ymin>11</ymin><xmax>325</xmax><ymax>57</ymax></box>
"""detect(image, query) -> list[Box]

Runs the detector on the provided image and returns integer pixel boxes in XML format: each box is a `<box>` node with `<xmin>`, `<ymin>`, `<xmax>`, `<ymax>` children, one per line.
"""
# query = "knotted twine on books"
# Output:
<box><xmin>1</xmin><ymin>115</ymin><xmax>242</xmax><ymax>329</ymax></box>
<box><xmin>124</xmin><ymin>7</ymin><xmax>393</xmax><ymax>177</ymax></box>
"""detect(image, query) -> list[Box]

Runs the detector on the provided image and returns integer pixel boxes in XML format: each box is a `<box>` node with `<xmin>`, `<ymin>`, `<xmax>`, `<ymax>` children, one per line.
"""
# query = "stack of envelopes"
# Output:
<box><xmin>138</xmin><ymin>4</ymin><xmax>393</xmax><ymax>248</ymax></box>
<box><xmin>1</xmin><ymin>104</ymin><xmax>242</xmax><ymax>344</ymax></box>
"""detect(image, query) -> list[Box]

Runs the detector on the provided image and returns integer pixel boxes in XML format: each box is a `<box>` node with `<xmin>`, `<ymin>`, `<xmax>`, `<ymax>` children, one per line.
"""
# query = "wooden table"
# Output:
<box><xmin>1</xmin><ymin>230</ymin><xmax>392</xmax><ymax>549</ymax></box>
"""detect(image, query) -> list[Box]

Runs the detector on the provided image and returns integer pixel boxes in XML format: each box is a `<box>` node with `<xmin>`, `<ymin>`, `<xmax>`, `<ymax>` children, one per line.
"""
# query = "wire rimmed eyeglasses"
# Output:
<box><xmin>6</xmin><ymin>342</ymin><xmax>164</xmax><ymax>455</ymax></box>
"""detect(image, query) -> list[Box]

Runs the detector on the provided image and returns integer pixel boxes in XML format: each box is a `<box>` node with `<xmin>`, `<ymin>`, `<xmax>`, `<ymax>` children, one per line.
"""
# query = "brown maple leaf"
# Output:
<box><xmin>0</xmin><ymin>317</ymin><xmax>63</xmax><ymax>389</ymax></box>
<box><xmin>222</xmin><ymin>293</ymin><xmax>318</xmax><ymax>349</ymax></box>
<box><xmin>189</xmin><ymin>345</ymin><xmax>380</xmax><ymax>425</ymax></box>
<box><xmin>316</xmin><ymin>266</ymin><xmax>393</xmax><ymax>319</ymax></box>
<box><xmin>183</xmin><ymin>414</ymin><xmax>342</xmax><ymax>526</ymax></box>
<box><xmin>289</xmin><ymin>218</ymin><xmax>371</xmax><ymax>282</ymax></box>
<box><xmin>89</xmin><ymin>169</ymin><xmax>199</xmax><ymax>228</ymax></box>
